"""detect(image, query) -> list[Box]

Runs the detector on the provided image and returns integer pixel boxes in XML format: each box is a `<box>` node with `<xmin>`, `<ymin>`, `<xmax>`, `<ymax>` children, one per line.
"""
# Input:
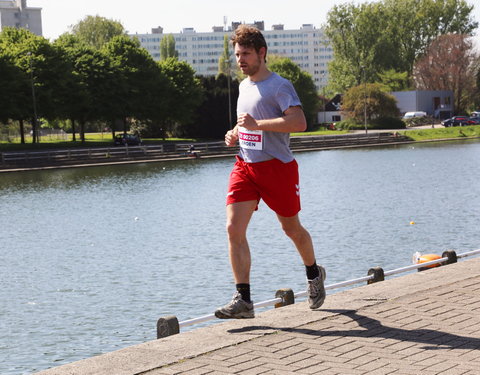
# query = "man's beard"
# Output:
<box><xmin>240</xmin><ymin>56</ymin><xmax>262</xmax><ymax>77</ymax></box>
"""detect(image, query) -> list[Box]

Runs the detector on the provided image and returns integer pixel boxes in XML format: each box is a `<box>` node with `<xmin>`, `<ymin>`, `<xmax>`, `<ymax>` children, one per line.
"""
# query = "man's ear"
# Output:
<box><xmin>259</xmin><ymin>46</ymin><xmax>267</xmax><ymax>61</ymax></box>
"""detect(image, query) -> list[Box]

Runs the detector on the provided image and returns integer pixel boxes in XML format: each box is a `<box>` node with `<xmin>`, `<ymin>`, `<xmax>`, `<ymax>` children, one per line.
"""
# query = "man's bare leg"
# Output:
<box><xmin>277</xmin><ymin>213</ymin><xmax>316</xmax><ymax>266</ymax></box>
<box><xmin>215</xmin><ymin>200</ymin><xmax>257</xmax><ymax>319</ymax></box>
<box><xmin>226</xmin><ymin>200</ymin><xmax>257</xmax><ymax>284</ymax></box>
<box><xmin>277</xmin><ymin>213</ymin><xmax>326</xmax><ymax>309</ymax></box>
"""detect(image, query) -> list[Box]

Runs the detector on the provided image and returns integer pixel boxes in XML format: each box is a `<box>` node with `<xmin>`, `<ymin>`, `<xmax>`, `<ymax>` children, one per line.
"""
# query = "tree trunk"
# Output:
<box><xmin>71</xmin><ymin>119</ymin><xmax>76</xmax><ymax>142</ymax></box>
<box><xmin>111</xmin><ymin>119</ymin><xmax>116</xmax><ymax>140</ymax></box>
<box><xmin>19</xmin><ymin>119</ymin><xmax>25</xmax><ymax>144</ymax></box>
<box><xmin>31</xmin><ymin>117</ymin><xmax>37</xmax><ymax>143</ymax></box>
<box><xmin>80</xmin><ymin>120</ymin><xmax>86</xmax><ymax>143</ymax></box>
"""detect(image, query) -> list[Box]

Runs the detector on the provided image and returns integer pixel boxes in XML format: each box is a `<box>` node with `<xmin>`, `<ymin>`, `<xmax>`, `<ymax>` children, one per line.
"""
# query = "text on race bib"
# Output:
<box><xmin>238</xmin><ymin>128</ymin><xmax>263</xmax><ymax>150</ymax></box>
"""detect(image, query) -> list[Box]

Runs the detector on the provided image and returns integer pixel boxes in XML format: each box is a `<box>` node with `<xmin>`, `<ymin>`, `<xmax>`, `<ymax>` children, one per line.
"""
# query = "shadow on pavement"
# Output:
<box><xmin>228</xmin><ymin>309</ymin><xmax>480</xmax><ymax>350</ymax></box>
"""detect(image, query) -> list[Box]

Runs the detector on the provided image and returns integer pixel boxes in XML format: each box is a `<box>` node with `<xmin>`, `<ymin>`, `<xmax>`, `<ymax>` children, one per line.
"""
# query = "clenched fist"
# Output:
<box><xmin>225</xmin><ymin>128</ymin><xmax>239</xmax><ymax>147</ymax></box>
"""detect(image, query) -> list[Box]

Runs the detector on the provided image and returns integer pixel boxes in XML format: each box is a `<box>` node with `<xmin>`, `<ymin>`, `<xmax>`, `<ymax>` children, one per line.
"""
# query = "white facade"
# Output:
<box><xmin>317</xmin><ymin>111</ymin><xmax>343</xmax><ymax>124</ymax></box>
<box><xmin>0</xmin><ymin>0</ymin><xmax>42</xmax><ymax>36</ymax></box>
<box><xmin>131</xmin><ymin>22</ymin><xmax>332</xmax><ymax>90</ymax></box>
<box><xmin>391</xmin><ymin>90</ymin><xmax>454</xmax><ymax>119</ymax></box>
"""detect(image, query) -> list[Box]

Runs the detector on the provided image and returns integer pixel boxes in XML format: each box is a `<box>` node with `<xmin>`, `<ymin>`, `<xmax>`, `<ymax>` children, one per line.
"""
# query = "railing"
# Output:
<box><xmin>156</xmin><ymin>248</ymin><xmax>480</xmax><ymax>339</ymax></box>
<box><xmin>0</xmin><ymin>141</ymin><xmax>230</xmax><ymax>167</ymax></box>
<box><xmin>1</xmin><ymin>133</ymin><xmax>409</xmax><ymax>169</ymax></box>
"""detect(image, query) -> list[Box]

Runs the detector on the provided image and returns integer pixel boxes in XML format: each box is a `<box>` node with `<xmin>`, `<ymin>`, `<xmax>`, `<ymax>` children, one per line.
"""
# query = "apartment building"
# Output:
<box><xmin>0</xmin><ymin>0</ymin><xmax>42</xmax><ymax>36</ymax></box>
<box><xmin>131</xmin><ymin>21</ymin><xmax>332</xmax><ymax>90</ymax></box>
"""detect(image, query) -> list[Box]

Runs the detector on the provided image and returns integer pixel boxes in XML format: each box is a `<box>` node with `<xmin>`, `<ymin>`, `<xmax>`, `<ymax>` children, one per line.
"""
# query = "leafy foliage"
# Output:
<box><xmin>70</xmin><ymin>15</ymin><xmax>126</xmax><ymax>50</ymax></box>
<box><xmin>0</xmin><ymin>22</ymin><xmax>203</xmax><ymax>143</ymax></box>
<box><xmin>0</xmin><ymin>27</ymin><xmax>72</xmax><ymax>142</ymax></box>
<box><xmin>160</xmin><ymin>34</ymin><xmax>179</xmax><ymax>60</ymax></box>
<box><xmin>157</xmin><ymin>57</ymin><xmax>203</xmax><ymax>136</ymax></box>
<box><xmin>377</xmin><ymin>69</ymin><xmax>411</xmax><ymax>92</ymax></box>
<box><xmin>183</xmin><ymin>75</ymin><xmax>239</xmax><ymax>139</ymax></box>
<box><xmin>268</xmin><ymin>56</ymin><xmax>319</xmax><ymax>129</ymax></box>
<box><xmin>218</xmin><ymin>35</ymin><xmax>232</xmax><ymax>76</ymax></box>
<box><xmin>325</xmin><ymin>0</ymin><xmax>478</xmax><ymax>93</ymax></box>
<box><xmin>342</xmin><ymin>83</ymin><xmax>400</xmax><ymax>124</ymax></box>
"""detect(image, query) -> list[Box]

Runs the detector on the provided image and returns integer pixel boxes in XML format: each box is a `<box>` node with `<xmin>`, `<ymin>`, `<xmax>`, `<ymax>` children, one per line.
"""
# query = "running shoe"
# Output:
<box><xmin>307</xmin><ymin>265</ymin><xmax>326</xmax><ymax>309</ymax></box>
<box><xmin>215</xmin><ymin>291</ymin><xmax>255</xmax><ymax>319</ymax></box>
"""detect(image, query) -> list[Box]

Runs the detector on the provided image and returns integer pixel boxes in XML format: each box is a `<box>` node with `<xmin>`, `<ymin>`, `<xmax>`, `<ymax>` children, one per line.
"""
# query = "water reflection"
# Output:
<box><xmin>1</xmin><ymin>140</ymin><xmax>479</xmax><ymax>374</ymax></box>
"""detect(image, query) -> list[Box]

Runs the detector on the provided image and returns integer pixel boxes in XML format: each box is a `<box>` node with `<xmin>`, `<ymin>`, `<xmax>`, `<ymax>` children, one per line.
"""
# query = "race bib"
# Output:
<box><xmin>238</xmin><ymin>127</ymin><xmax>263</xmax><ymax>150</ymax></box>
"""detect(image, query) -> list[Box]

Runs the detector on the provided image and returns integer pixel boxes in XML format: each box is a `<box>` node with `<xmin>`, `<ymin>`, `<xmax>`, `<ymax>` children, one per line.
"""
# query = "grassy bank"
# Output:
<box><xmin>399</xmin><ymin>125</ymin><xmax>480</xmax><ymax>141</ymax></box>
<box><xmin>292</xmin><ymin>129</ymin><xmax>348</xmax><ymax>136</ymax></box>
<box><xmin>2</xmin><ymin>126</ymin><xmax>480</xmax><ymax>152</ymax></box>
<box><xmin>1</xmin><ymin>129</ymin><xmax>343</xmax><ymax>152</ymax></box>
<box><xmin>0</xmin><ymin>133</ymin><xmax>196</xmax><ymax>152</ymax></box>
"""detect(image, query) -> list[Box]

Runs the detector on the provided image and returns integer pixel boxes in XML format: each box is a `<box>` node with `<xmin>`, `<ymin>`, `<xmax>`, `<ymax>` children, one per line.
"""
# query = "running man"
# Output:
<box><xmin>214</xmin><ymin>25</ymin><xmax>326</xmax><ymax>319</ymax></box>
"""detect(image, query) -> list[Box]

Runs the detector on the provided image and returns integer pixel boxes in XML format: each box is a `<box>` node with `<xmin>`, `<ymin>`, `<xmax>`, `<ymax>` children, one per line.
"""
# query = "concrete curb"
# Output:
<box><xmin>34</xmin><ymin>256</ymin><xmax>480</xmax><ymax>375</ymax></box>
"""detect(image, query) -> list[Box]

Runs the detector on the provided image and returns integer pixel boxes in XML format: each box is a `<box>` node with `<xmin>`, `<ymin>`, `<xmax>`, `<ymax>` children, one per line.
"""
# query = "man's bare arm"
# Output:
<box><xmin>236</xmin><ymin>106</ymin><xmax>307</xmax><ymax>133</ymax></box>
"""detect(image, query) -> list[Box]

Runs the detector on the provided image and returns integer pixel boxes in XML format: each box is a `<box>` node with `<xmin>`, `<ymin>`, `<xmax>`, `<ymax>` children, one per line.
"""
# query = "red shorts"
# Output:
<box><xmin>226</xmin><ymin>156</ymin><xmax>301</xmax><ymax>217</ymax></box>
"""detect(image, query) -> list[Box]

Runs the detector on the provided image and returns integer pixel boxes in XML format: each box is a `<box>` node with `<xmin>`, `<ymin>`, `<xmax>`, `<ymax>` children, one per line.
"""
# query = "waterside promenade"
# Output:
<box><xmin>36</xmin><ymin>256</ymin><xmax>480</xmax><ymax>375</ymax></box>
<box><xmin>1</xmin><ymin>132</ymin><xmax>413</xmax><ymax>172</ymax></box>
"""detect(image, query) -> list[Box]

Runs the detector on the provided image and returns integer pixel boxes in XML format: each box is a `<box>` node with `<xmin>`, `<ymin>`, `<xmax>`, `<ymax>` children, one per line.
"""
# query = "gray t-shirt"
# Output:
<box><xmin>236</xmin><ymin>72</ymin><xmax>301</xmax><ymax>163</ymax></box>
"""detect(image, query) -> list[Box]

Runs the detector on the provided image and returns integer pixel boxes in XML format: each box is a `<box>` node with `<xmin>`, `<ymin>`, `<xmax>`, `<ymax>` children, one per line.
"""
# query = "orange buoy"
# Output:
<box><xmin>413</xmin><ymin>253</ymin><xmax>442</xmax><ymax>270</ymax></box>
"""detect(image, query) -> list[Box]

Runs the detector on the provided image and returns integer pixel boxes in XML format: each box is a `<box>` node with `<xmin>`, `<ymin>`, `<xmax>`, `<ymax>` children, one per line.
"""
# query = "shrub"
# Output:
<box><xmin>370</xmin><ymin>117</ymin><xmax>406</xmax><ymax>129</ymax></box>
<box><xmin>335</xmin><ymin>117</ymin><xmax>406</xmax><ymax>130</ymax></box>
<box><xmin>335</xmin><ymin>118</ymin><xmax>365</xmax><ymax>130</ymax></box>
<box><xmin>403</xmin><ymin>116</ymin><xmax>435</xmax><ymax>127</ymax></box>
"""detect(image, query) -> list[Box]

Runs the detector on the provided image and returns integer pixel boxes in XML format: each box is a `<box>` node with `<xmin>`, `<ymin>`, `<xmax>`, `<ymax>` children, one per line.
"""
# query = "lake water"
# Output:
<box><xmin>1</xmin><ymin>140</ymin><xmax>480</xmax><ymax>374</ymax></box>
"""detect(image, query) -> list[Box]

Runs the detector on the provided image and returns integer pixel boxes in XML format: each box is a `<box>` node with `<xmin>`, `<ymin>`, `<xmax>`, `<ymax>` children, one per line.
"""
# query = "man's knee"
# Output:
<box><xmin>281</xmin><ymin>222</ymin><xmax>306</xmax><ymax>241</ymax></box>
<box><xmin>226</xmin><ymin>220</ymin><xmax>246</xmax><ymax>243</ymax></box>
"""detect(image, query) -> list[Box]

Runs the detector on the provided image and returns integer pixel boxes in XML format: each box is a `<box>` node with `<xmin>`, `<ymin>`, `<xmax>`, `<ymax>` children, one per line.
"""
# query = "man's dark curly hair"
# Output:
<box><xmin>231</xmin><ymin>25</ymin><xmax>268</xmax><ymax>59</ymax></box>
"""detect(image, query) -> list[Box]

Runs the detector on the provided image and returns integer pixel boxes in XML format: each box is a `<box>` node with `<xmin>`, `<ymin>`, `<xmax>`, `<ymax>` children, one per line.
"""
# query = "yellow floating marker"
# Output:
<box><xmin>410</xmin><ymin>221</ymin><xmax>415</xmax><ymax>225</ymax></box>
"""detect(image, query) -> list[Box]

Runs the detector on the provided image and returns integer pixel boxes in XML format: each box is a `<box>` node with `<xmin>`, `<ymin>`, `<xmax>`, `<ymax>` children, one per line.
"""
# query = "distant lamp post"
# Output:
<box><xmin>28</xmin><ymin>52</ymin><xmax>39</xmax><ymax>143</ymax></box>
<box><xmin>361</xmin><ymin>65</ymin><xmax>368</xmax><ymax>134</ymax></box>
<box><xmin>227</xmin><ymin>61</ymin><xmax>233</xmax><ymax>129</ymax></box>
<box><xmin>321</xmin><ymin>72</ymin><xmax>327</xmax><ymax>125</ymax></box>
<box><xmin>223</xmin><ymin>16</ymin><xmax>233</xmax><ymax>129</ymax></box>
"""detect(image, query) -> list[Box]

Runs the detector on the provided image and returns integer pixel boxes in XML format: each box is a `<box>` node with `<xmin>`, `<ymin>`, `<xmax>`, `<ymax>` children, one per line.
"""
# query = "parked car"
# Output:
<box><xmin>441</xmin><ymin>116</ymin><xmax>476</xmax><ymax>127</ymax></box>
<box><xmin>402</xmin><ymin>111</ymin><xmax>427</xmax><ymax>120</ymax></box>
<box><xmin>114</xmin><ymin>133</ymin><xmax>142</xmax><ymax>146</ymax></box>
<box><xmin>468</xmin><ymin>117</ymin><xmax>480</xmax><ymax>124</ymax></box>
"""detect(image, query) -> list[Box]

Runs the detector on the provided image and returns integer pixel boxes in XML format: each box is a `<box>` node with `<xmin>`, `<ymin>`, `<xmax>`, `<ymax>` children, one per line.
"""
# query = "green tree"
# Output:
<box><xmin>55</xmin><ymin>34</ymin><xmax>112</xmax><ymax>142</ymax></box>
<box><xmin>218</xmin><ymin>35</ymin><xmax>232</xmax><ymax>76</ymax></box>
<box><xmin>70</xmin><ymin>15</ymin><xmax>126</xmax><ymax>50</ymax></box>
<box><xmin>0</xmin><ymin>47</ymin><xmax>27</xmax><ymax>123</ymax></box>
<box><xmin>101</xmin><ymin>35</ymin><xmax>173</xmax><ymax>138</ymax></box>
<box><xmin>325</xmin><ymin>2</ymin><xmax>392</xmax><ymax>93</ymax></box>
<box><xmin>160</xmin><ymin>34</ymin><xmax>178</xmax><ymax>60</ymax></box>
<box><xmin>158</xmin><ymin>57</ymin><xmax>203</xmax><ymax>136</ymax></box>
<box><xmin>384</xmin><ymin>0</ymin><xmax>477</xmax><ymax>74</ymax></box>
<box><xmin>342</xmin><ymin>83</ymin><xmax>400</xmax><ymax>124</ymax></box>
<box><xmin>185</xmin><ymin>75</ymin><xmax>239</xmax><ymax>139</ymax></box>
<box><xmin>325</xmin><ymin>0</ymin><xmax>478</xmax><ymax>93</ymax></box>
<box><xmin>268</xmin><ymin>56</ymin><xmax>319</xmax><ymax>129</ymax></box>
<box><xmin>0</xmin><ymin>27</ymin><xmax>71</xmax><ymax>143</ymax></box>
<box><xmin>217</xmin><ymin>35</ymin><xmax>235</xmax><ymax>126</ymax></box>
<box><xmin>378</xmin><ymin>69</ymin><xmax>411</xmax><ymax>92</ymax></box>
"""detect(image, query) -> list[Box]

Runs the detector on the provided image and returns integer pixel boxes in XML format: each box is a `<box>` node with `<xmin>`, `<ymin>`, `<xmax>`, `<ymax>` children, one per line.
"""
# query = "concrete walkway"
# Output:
<box><xmin>36</xmin><ymin>256</ymin><xmax>480</xmax><ymax>375</ymax></box>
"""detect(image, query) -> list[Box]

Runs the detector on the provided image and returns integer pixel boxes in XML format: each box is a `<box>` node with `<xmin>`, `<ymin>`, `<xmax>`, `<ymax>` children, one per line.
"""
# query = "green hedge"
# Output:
<box><xmin>335</xmin><ymin>117</ymin><xmax>406</xmax><ymax>130</ymax></box>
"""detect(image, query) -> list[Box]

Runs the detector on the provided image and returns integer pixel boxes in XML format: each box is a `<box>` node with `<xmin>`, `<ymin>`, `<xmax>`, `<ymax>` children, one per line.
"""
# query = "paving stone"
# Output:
<box><xmin>34</xmin><ymin>257</ymin><xmax>480</xmax><ymax>375</ymax></box>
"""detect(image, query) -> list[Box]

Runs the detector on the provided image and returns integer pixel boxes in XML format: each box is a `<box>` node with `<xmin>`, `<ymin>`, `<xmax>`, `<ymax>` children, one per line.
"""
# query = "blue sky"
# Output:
<box><xmin>28</xmin><ymin>0</ymin><xmax>479</xmax><ymax>45</ymax></box>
